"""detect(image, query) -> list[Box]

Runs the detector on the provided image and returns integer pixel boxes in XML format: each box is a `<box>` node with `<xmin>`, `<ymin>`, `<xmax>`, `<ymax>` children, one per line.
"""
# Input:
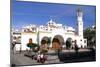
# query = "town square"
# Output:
<box><xmin>11</xmin><ymin>0</ymin><xmax>96</xmax><ymax>66</ymax></box>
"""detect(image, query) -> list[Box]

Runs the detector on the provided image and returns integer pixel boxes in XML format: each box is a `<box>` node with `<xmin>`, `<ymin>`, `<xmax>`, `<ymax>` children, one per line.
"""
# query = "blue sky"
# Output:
<box><xmin>11</xmin><ymin>0</ymin><xmax>96</xmax><ymax>30</ymax></box>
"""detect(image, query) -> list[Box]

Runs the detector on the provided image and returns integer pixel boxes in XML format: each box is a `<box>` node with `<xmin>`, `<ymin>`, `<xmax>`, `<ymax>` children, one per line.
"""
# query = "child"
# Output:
<box><xmin>35</xmin><ymin>50</ymin><xmax>47</xmax><ymax>63</ymax></box>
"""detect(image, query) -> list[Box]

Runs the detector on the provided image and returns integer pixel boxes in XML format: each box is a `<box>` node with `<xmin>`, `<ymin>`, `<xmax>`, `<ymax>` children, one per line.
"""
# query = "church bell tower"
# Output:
<box><xmin>76</xmin><ymin>8</ymin><xmax>83</xmax><ymax>38</ymax></box>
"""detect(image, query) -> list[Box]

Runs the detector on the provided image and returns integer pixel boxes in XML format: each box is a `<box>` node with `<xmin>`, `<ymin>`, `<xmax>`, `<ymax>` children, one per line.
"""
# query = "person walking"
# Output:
<box><xmin>74</xmin><ymin>40</ymin><xmax>79</xmax><ymax>54</ymax></box>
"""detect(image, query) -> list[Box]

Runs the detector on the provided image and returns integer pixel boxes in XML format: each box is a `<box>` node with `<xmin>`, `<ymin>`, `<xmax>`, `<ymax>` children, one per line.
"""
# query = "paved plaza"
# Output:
<box><xmin>11</xmin><ymin>48</ymin><xmax>95</xmax><ymax>66</ymax></box>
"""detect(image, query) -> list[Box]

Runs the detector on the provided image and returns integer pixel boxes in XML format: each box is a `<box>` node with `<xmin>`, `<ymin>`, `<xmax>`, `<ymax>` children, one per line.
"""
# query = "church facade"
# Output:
<box><xmin>12</xmin><ymin>8</ymin><xmax>87</xmax><ymax>51</ymax></box>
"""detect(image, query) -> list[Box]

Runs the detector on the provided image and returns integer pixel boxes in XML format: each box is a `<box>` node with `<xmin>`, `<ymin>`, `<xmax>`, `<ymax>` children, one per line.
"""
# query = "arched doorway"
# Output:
<box><xmin>52</xmin><ymin>35</ymin><xmax>64</xmax><ymax>50</ymax></box>
<box><xmin>41</xmin><ymin>36</ymin><xmax>51</xmax><ymax>46</ymax></box>
<box><xmin>66</xmin><ymin>38</ymin><xmax>72</xmax><ymax>49</ymax></box>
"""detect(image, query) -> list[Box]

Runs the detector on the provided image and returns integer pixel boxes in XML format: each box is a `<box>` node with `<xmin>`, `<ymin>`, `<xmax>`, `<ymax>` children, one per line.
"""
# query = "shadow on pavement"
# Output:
<box><xmin>58</xmin><ymin>49</ymin><xmax>96</xmax><ymax>63</ymax></box>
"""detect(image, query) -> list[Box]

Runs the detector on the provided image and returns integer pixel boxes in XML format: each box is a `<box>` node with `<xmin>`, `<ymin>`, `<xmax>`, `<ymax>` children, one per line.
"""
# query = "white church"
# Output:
<box><xmin>11</xmin><ymin>8</ymin><xmax>87</xmax><ymax>51</ymax></box>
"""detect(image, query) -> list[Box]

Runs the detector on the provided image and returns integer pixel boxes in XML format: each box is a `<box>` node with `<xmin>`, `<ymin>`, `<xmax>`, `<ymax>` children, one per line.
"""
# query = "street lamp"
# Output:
<box><xmin>37</xmin><ymin>27</ymin><xmax>40</xmax><ymax>46</ymax></box>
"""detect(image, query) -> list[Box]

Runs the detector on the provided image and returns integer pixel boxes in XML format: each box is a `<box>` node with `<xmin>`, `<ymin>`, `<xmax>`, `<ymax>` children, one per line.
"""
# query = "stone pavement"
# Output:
<box><xmin>11</xmin><ymin>51</ymin><xmax>60</xmax><ymax>66</ymax></box>
<box><xmin>10</xmin><ymin>48</ymin><xmax>94</xmax><ymax>66</ymax></box>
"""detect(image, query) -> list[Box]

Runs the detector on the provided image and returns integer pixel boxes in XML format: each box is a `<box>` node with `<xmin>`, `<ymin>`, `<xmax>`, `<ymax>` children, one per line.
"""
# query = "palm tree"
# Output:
<box><xmin>84</xmin><ymin>27</ymin><xmax>96</xmax><ymax>48</ymax></box>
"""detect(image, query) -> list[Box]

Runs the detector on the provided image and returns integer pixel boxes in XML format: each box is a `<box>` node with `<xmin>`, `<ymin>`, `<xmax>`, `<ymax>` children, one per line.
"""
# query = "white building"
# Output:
<box><xmin>12</xmin><ymin>8</ymin><xmax>87</xmax><ymax>51</ymax></box>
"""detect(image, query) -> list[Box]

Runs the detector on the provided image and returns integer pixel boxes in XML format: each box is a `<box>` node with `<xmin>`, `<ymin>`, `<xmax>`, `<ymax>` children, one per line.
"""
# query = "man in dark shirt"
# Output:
<box><xmin>27</xmin><ymin>38</ymin><xmax>38</xmax><ymax>52</ymax></box>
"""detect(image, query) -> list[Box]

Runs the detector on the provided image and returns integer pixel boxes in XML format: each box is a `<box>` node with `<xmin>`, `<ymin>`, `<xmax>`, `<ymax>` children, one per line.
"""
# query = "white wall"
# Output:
<box><xmin>15</xmin><ymin>44</ymin><xmax>21</xmax><ymax>51</ymax></box>
<box><xmin>21</xmin><ymin>31</ymin><xmax>85</xmax><ymax>49</ymax></box>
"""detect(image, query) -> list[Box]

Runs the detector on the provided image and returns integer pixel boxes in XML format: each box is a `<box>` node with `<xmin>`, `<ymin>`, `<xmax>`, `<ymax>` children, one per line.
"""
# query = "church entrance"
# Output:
<box><xmin>41</xmin><ymin>36</ymin><xmax>51</xmax><ymax>50</ymax></box>
<box><xmin>52</xmin><ymin>35</ymin><xmax>64</xmax><ymax>50</ymax></box>
<box><xmin>66</xmin><ymin>38</ymin><xmax>72</xmax><ymax>49</ymax></box>
<box><xmin>41</xmin><ymin>37</ymin><xmax>51</xmax><ymax>45</ymax></box>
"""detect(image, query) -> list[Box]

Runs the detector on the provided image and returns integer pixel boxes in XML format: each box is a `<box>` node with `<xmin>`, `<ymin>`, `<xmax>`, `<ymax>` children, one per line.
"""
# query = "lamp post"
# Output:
<box><xmin>37</xmin><ymin>28</ymin><xmax>39</xmax><ymax>46</ymax></box>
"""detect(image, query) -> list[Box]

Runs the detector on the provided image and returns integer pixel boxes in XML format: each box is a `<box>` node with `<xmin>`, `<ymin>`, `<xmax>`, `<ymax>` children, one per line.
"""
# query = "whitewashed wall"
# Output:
<box><xmin>21</xmin><ymin>31</ymin><xmax>86</xmax><ymax>50</ymax></box>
